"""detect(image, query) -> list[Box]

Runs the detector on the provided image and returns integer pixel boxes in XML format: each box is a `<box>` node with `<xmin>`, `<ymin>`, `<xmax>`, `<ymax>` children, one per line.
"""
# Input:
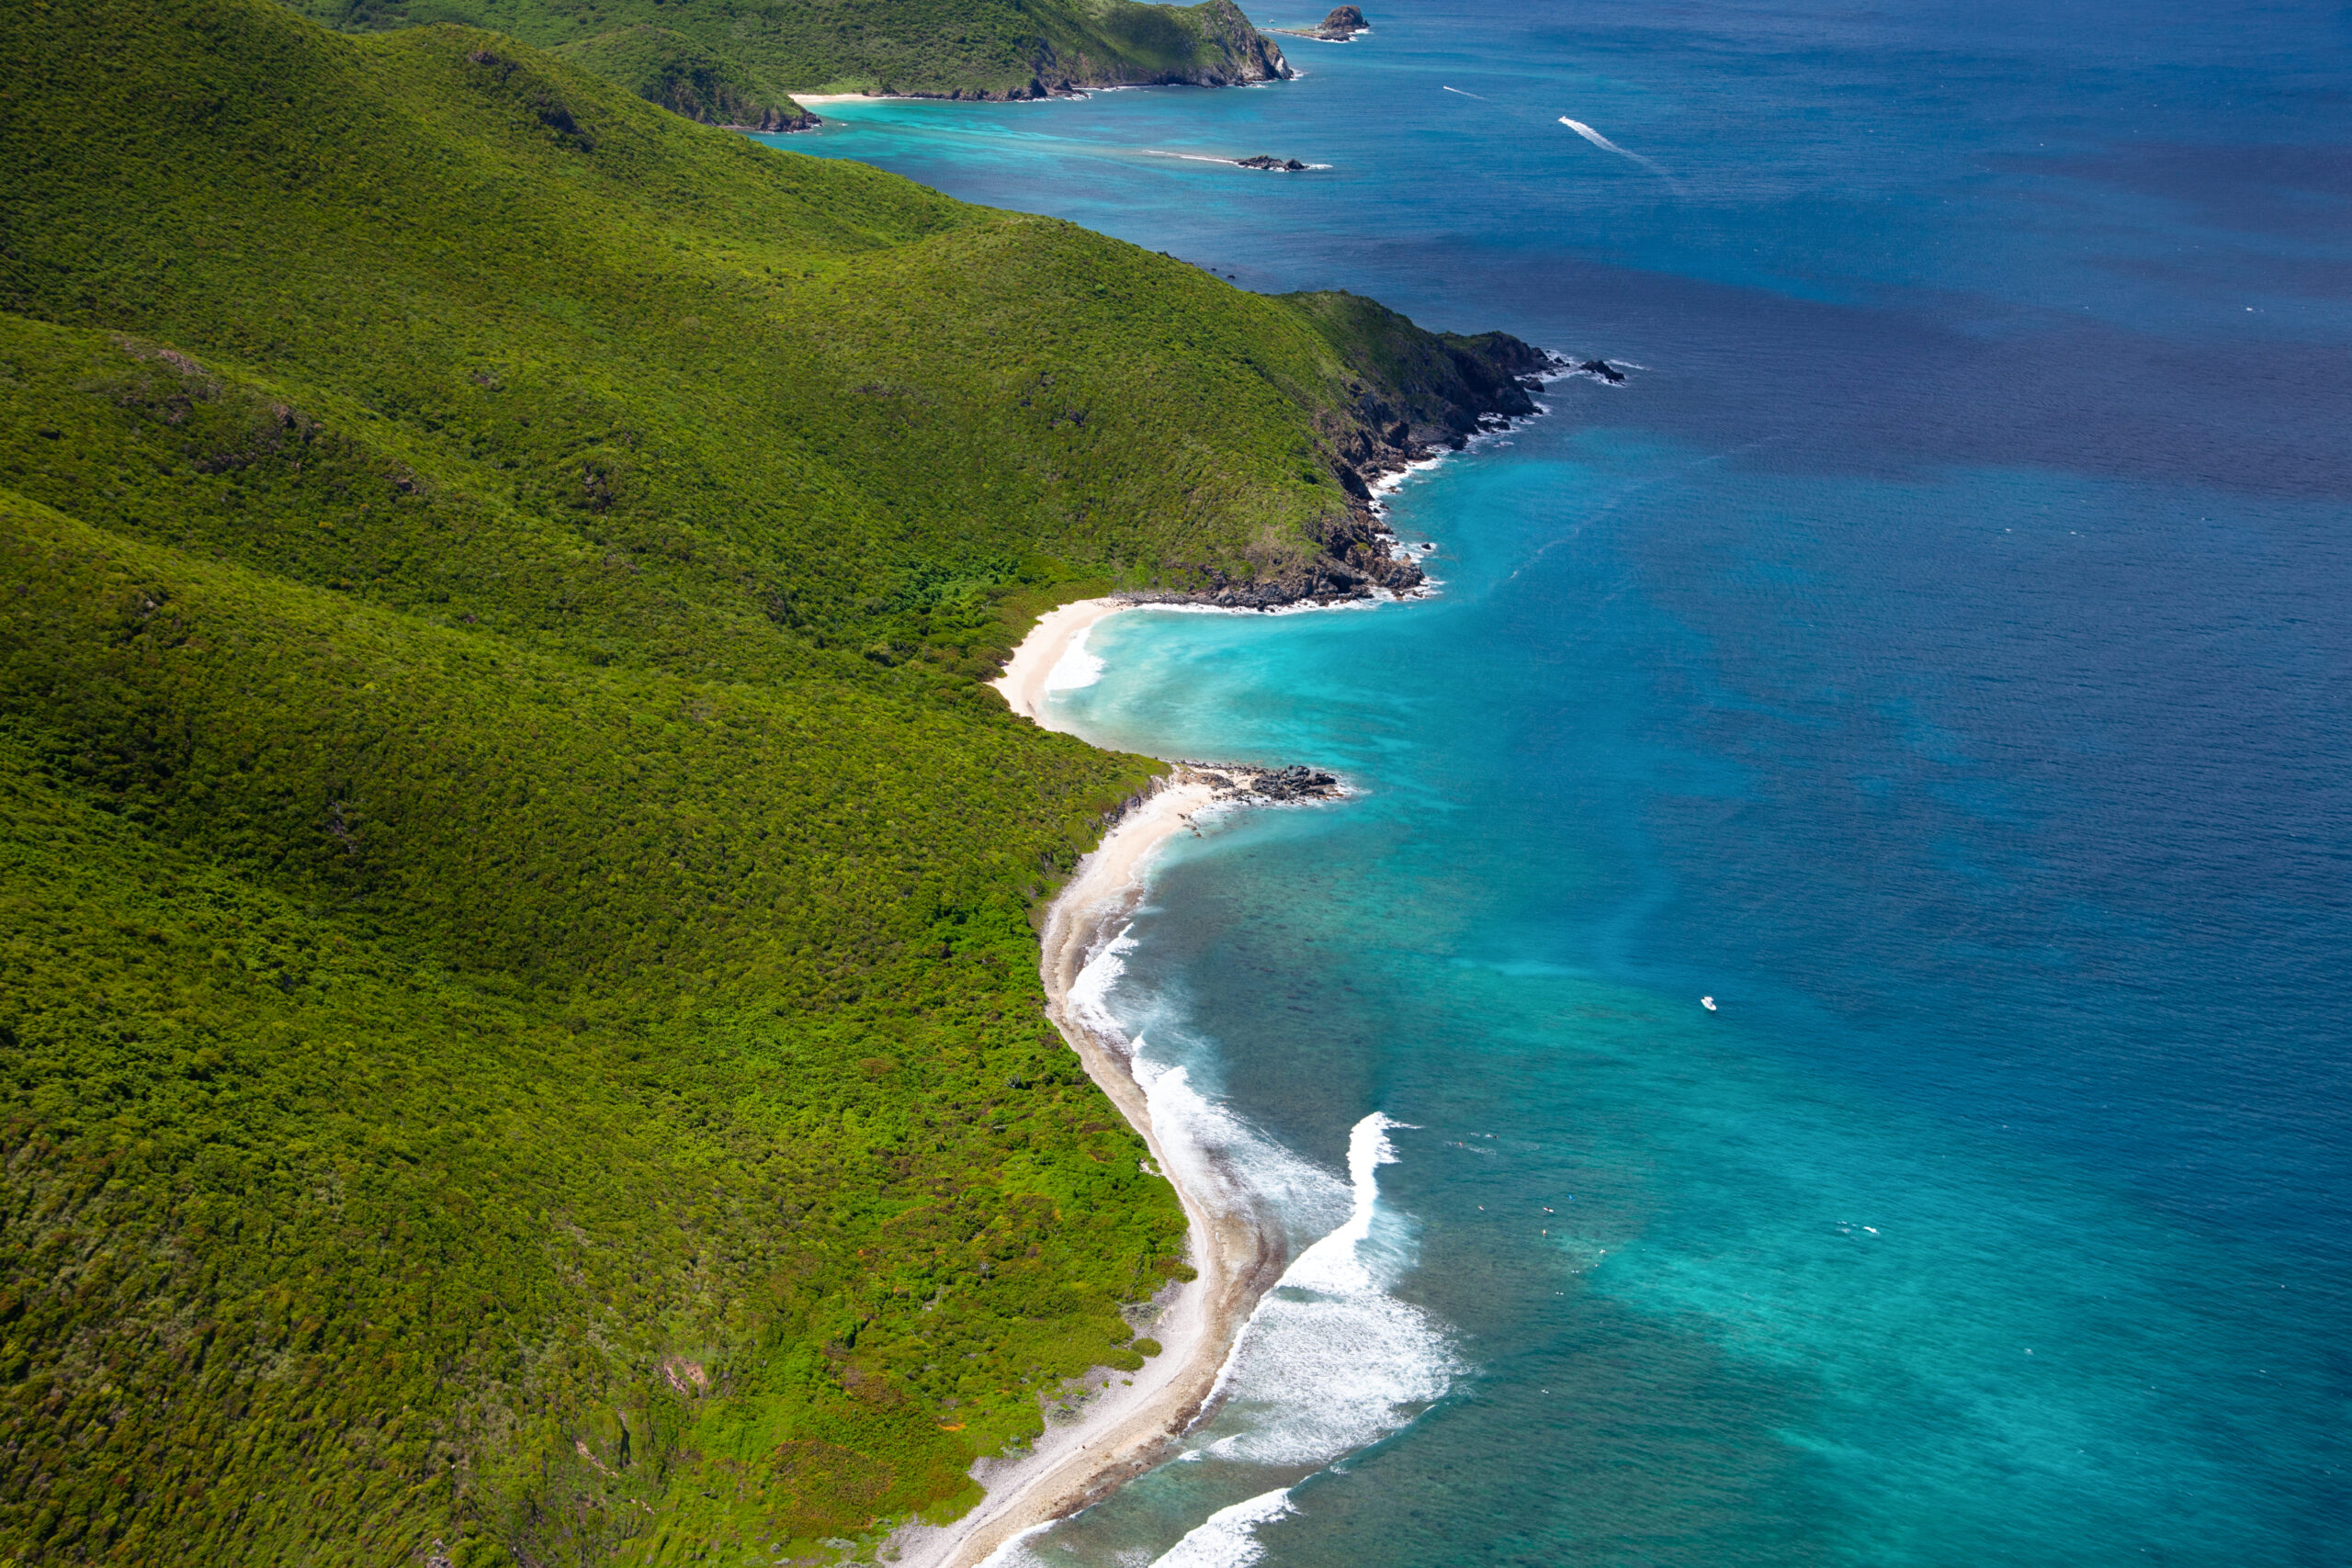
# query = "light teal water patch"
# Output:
<box><xmin>1003</xmin><ymin>408</ymin><xmax>2346</xmax><ymax>1565</ymax></box>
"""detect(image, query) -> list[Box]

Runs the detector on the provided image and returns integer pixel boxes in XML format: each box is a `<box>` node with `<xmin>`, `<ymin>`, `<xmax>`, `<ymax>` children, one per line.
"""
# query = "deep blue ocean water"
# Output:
<box><xmin>761</xmin><ymin>4</ymin><xmax>2352</xmax><ymax>1562</ymax></box>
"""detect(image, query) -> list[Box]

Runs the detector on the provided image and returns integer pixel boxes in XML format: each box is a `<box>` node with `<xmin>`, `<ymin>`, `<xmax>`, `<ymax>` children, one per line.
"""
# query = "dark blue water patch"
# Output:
<box><xmin>772</xmin><ymin>1</ymin><xmax>2352</xmax><ymax>500</ymax></box>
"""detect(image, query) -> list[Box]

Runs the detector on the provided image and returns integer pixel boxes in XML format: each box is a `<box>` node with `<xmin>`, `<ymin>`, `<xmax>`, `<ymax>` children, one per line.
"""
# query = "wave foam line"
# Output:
<box><xmin>971</xmin><ymin>1520</ymin><xmax>1057</xmax><ymax>1568</ymax></box>
<box><xmin>1558</xmin><ymin>116</ymin><xmax>1673</xmax><ymax>180</ymax></box>
<box><xmin>1067</xmin><ymin>923</ymin><xmax>1137</xmax><ymax>1053</ymax></box>
<box><xmin>1042</xmin><ymin>624</ymin><xmax>1104</xmax><ymax>693</ymax></box>
<box><xmin>1197</xmin><ymin>1111</ymin><xmax>1462</xmax><ymax>1467</ymax></box>
<box><xmin>1442</xmin><ymin>85</ymin><xmax>1486</xmax><ymax>98</ymax></box>
<box><xmin>1135</xmin><ymin>1054</ymin><xmax>1349</xmax><ymax>1236</ymax></box>
<box><xmin>1284</xmin><ymin>1112</ymin><xmax>1404</xmax><ymax>1295</ymax></box>
<box><xmin>1149</xmin><ymin>1488</ymin><xmax>1296</xmax><ymax>1568</ymax></box>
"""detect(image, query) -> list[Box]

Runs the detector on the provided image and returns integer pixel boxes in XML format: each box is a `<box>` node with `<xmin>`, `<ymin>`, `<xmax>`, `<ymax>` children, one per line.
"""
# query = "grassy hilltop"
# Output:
<box><xmin>288</xmin><ymin>0</ymin><xmax>1295</xmax><ymax>127</ymax></box>
<box><xmin>0</xmin><ymin>1</ymin><xmax>1543</xmax><ymax>1562</ymax></box>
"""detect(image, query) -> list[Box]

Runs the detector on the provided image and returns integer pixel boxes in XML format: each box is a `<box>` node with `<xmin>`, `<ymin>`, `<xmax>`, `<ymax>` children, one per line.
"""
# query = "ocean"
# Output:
<box><xmin>759</xmin><ymin>2</ymin><xmax>2352</xmax><ymax>1562</ymax></box>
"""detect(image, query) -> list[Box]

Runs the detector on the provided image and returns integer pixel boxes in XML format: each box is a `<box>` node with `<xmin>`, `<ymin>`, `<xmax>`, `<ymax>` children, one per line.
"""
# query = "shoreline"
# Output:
<box><xmin>989</xmin><ymin>598</ymin><xmax>1134</xmax><ymax>729</ymax></box>
<box><xmin>913</xmin><ymin>386</ymin><xmax>1568</xmax><ymax>1562</ymax></box>
<box><xmin>887</xmin><ymin>768</ymin><xmax>1280</xmax><ymax>1568</ymax></box>
<box><xmin>787</xmin><ymin>65</ymin><xmax>1292</xmax><ymax>111</ymax></box>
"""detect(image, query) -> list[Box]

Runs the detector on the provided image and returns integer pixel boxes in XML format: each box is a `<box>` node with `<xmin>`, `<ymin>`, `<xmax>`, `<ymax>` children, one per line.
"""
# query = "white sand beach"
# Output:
<box><xmin>890</xmin><ymin>610</ymin><xmax>1278</xmax><ymax>1568</ymax></box>
<box><xmin>989</xmin><ymin>597</ymin><xmax>1136</xmax><ymax>729</ymax></box>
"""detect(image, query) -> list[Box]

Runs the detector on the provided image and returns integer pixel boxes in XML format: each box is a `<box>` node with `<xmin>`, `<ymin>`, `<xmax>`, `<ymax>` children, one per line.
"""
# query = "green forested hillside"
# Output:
<box><xmin>551</xmin><ymin>25</ymin><xmax>820</xmax><ymax>130</ymax></box>
<box><xmin>290</xmin><ymin>0</ymin><xmax>1293</xmax><ymax>117</ymax></box>
<box><xmin>0</xmin><ymin>2</ymin><xmax>1537</xmax><ymax>1562</ymax></box>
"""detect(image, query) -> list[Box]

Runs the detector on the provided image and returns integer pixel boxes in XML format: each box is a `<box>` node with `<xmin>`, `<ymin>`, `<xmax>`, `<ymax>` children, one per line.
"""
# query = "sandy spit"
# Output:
<box><xmin>888</xmin><ymin>611</ymin><xmax>1279</xmax><ymax>1568</ymax></box>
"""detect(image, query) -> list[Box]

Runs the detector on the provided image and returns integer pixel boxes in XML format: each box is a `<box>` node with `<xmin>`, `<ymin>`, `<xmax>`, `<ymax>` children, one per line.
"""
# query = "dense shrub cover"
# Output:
<box><xmin>0</xmin><ymin>2</ymin><xmax>1519</xmax><ymax>1561</ymax></box>
<box><xmin>290</xmin><ymin>0</ymin><xmax>1290</xmax><ymax>105</ymax></box>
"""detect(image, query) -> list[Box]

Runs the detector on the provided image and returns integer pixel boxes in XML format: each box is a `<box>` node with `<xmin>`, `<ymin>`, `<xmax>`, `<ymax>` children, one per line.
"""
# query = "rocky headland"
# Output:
<box><xmin>1273</xmin><ymin>6</ymin><xmax>1372</xmax><ymax>41</ymax></box>
<box><xmin>549</xmin><ymin>25</ymin><xmax>822</xmax><ymax>131</ymax></box>
<box><xmin>1138</xmin><ymin>294</ymin><xmax>1571</xmax><ymax>610</ymax></box>
<box><xmin>852</xmin><ymin>0</ymin><xmax>1293</xmax><ymax>102</ymax></box>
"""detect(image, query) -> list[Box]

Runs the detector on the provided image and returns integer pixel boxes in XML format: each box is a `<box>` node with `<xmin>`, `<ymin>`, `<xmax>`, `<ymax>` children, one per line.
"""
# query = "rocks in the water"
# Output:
<box><xmin>1235</xmin><ymin>154</ymin><xmax>1309</xmax><ymax>171</ymax></box>
<box><xmin>1186</xmin><ymin>763</ymin><xmax>1344</xmax><ymax>802</ymax></box>
<box><xmin>1279</xmin><ymin>6</ymin><xmax>1369</xmax><ymax>39</ymax></box>
<box><xmin>1579</xmin><ymin>357</ymin><xmax>1626</xmax><ymax>383</ymax></box>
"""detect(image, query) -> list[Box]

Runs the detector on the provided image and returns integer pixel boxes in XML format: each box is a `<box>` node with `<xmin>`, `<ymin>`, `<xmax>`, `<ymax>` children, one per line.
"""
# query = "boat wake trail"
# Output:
<box><xmin>1558</xmin><ymin>116</ymin><xmax>1674</xmax><ymax>181</ymax></box>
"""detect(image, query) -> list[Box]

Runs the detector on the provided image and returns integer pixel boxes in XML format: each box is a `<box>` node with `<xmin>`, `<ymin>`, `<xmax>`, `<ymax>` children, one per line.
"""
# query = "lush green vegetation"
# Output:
<box><xmin>552</xmin><ymin>26</ymin><xmax>819</xmax><ymax>130</ymax></box>
<box><xmin>0</xmin><ymin>1</ymin><xmax>1537</xmax><ymax>1561</ymax></box>
<box><xmin>288</xmin><ymin>0</ymin><xmax>1291</xmax><ymax>107</ymax></box>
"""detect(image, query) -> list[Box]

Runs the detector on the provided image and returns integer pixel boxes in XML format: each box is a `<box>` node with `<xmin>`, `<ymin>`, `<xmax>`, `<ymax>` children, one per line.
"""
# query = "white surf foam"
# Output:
<box><xmin>1558</xmin><ymin>116</ymin><xmax>1673</xmax><ymax>181</ymax></box>
<box><xmin>1134</xmin><ymin>1054</ymin><xmax>1351</xmax><ymax>1231</ymax></box>
<box><xmin>1067</xmin><ymin>895</ymin><xmax>1462</xmax><ymax>1551</ymax></box>
<box><xmin>1283</xmin><ymin>1113</ymin><xmax>1401</xmax><ymax>1294</ymax></box>
<box><xmin>1148</xmin><ymin>1488</ymin><xmax>1296</xmax><ymax>1568</ymax></box>
<box><xmin>1442</xmin><ymin>85</ymin><xmax>1486</xmax><ymax>99</ymax></box>
<box><xmin>974</xmin><ymin>1520</ymin><xmax>1057</xmax><ymax>1568</ymax></box>
<box><xmin>1044</xmin><ymin>625</ymin><xmax>1106</xmax><ymax>692</ymax></box>
<box><xmin>1200</xmin><ymin>1112</ymin><xmax>1463</xmax><ymax>1466</ymax></box>
<box><xmin>1069</xmin><ymin>923</ymin><xmax>1139</xmax><ymax>1055</ymax></box>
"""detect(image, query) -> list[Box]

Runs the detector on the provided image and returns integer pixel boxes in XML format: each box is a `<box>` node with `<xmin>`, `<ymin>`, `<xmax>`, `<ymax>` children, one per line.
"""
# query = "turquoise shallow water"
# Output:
<box><xmin>765</xmin><ymin>4</ymin><xmax>2351</xmax><ymax>1562</ymax></box>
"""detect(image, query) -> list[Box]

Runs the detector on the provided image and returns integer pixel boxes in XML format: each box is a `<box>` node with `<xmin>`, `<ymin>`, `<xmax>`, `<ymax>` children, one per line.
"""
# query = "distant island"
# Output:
<box><xmin>1271</xmin><ymin>5</ymin><xmax>1373</xmax><ymax>40</ymax></box>
<box><xmin>291</xmin><ymin>0</ymin><xmax>1298</xmax><ymax>130</ymax></box>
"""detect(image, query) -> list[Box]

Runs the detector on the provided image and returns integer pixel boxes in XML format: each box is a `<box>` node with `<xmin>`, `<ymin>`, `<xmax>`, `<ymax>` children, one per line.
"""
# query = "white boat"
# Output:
<box><xmin>1701</xmin><ymin>996</ymin><xmax>1717</xmax><ymax>1011</ymax></box>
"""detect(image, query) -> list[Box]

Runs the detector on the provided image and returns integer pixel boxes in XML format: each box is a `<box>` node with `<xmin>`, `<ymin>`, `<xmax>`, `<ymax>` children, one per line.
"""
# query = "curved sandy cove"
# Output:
<box><xmin>889</xmin><ymin>604</ymin><xmax>1278</xmax><ymax>1568</ymax></box>
<box><xmin>988</xmin><ymin>597</ymin><xmax>1131</xmax><ymax>732</ymax></box>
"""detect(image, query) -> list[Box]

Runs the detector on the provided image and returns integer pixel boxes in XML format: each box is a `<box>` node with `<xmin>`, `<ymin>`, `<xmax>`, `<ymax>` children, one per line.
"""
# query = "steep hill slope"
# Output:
<box><xmin>0</xmin><ymin>2</ymin><xmax>1545</xmax><ymax>1562</ymax></box>
<box><xmin>552</xmin><ymin>25</ymin><xmax>820</xmax><ymax>130</ymax></box>
<box><xmin>291</xmin><ymin>0</ymin><xmax>1293</xmax><ymax>108</ymax></box>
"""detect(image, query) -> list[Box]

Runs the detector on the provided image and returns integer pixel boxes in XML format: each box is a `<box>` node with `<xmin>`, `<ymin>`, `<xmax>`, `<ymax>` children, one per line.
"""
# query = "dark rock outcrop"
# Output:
<box><xmin>898</xmin><ymin>0</ymin><xmax>1292</xmax><ymax>97</ymax></box>
<box><xmin>720</xmin><ymin>103</ymin><xmax>820</xmax><ymax>133</ymax></box>
<box><xmin>1183</xmin><ymin>763</ymin><xmax>1345</xmax><ymax>802</ymax></box>
<box><xmin>1579</xmin><ymin>357</ymin><xmax>1625</xmax><ymax>383</ymax></box>
<box><xmin>1235</xmin><ymin>154</ymin><xmax>1309</xmax><ymax>171</ymax></box>
<box><xmin>1129</xmin><ymin>291</ymin><xmax>1577</xmax><ymax>612</ymax></box>
<box><xmin>1276</xmin><ymin>6</ymin><xmax>1372</xmax><ymax>40</ymax></box>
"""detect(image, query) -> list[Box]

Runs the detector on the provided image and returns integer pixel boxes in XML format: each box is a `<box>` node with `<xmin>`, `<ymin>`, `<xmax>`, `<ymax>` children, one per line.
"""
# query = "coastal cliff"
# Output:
<box><xmin>990</xmin><ymin>0</ymin><xmax>1292</xmax><ymax>98</ymax></box>
<box><xmin>1156</xmin><ymin>290</ymin><xmax>1566</xmax><ymax>609</ymax></box>
<box><xmin>291</xmin><ymin>0</ymin><xmax>1294</xmax><ymax>103</ymax></box>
